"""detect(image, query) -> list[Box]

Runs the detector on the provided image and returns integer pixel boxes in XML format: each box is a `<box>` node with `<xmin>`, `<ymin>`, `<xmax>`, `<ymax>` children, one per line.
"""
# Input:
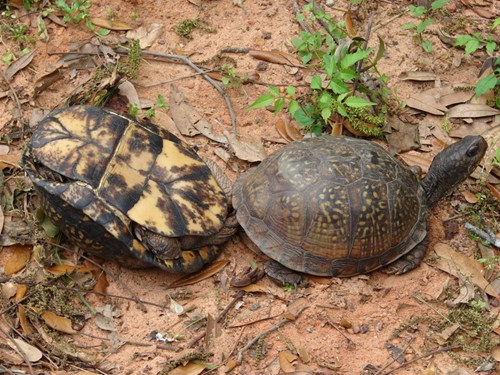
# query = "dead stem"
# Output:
<box><xmin>236</xmin><ymin>303</ymin><xmax>308</xmax><ymax>364</ymax></box>
<box><xmin>374</xmin><ymin>337</ymin><xmax>414</xmax><ymax>375</ymax></box>
<box><xmin>0</xmin><ymin>316</ymin><xmax>35</xmax><ymax>375</ymax></box>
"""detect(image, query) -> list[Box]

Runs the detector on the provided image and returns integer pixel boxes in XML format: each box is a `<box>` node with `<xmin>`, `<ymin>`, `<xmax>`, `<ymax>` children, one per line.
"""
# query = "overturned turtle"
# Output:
<box><xmin>24</xmin><ymin>106</ymin><xmax>237</xmax><ymax>272</ymax></box>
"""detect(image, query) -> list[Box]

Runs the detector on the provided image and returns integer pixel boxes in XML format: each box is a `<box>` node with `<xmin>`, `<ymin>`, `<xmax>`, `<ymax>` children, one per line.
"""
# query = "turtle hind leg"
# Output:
<box><xmin>384</xmin><ymin>236</ymin><xmax>429</xmax><ymax>275</ymax></box>
<box><xmin>264</xmin><ymin>260</ymin><xmax>303</xmax><ymax>287</ymax></box>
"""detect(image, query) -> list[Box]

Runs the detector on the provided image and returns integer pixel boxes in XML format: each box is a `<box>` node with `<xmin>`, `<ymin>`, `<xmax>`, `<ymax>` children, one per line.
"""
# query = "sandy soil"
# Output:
<box><xmin>0</xmin><ymin>0</ymin><xmax>498</xmax><ymax>374</ymax></box>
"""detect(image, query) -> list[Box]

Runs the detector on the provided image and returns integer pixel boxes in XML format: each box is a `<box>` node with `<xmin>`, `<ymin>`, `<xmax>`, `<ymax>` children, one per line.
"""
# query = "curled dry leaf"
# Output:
<box><xmin>447</xmin><ymin>104</ymin><xmax>500</xmax><ymax>118</ymax></box>
<box><xmin>249</xmin><ymin>49</ymin><xmax>302</xmax><ymax>67</ymax></box>
<box><xmin>290</xmin><ymin>338</ymin><xmax>311</xmax><ymax>363</ymax></box>
<box><xmin>118</xmin><ymin>80</ymin><xmax>140</xmax><ymax>107</ymax></box>
<box><xmin>4</xmin><ymin>49</ymin><xmax>36</xmax><ymax>81</ymax></box>
<box><xmin>168</xmin><ymin>362</ymin><xmax>206</xmax><ymax>375</ymax></box>
<box><xmin>4</xmin><ymin>245</ymin><xmax>32</xmax><ymax>275</ymax></box>
<box><xmin>461</xmin><ymin>190</ymin><xmax>479</xmax><ymax>204</ymax></box>
<box><xmin>433</xmin><ymin>243</ymin><xmax>498</xmax><ymax>298</ymax></box>
<box><xmin>18</xmin><ymin>305</ymin><xmax>34</xmax><ymax>335</ymax></box>
<box><xmin>90</xmin><ymin>17</ymin><xmax>133</xmax><ymax>31</ymax></box>
<box><xmin>1</xmin><ymin>282</ymin><xmax>17</xmax><ymax>299</ymax></box>
<box><xmin>45</xmin><ymin>264</ymin><xmax>99</xmax><ymax>276</ymax></box>
<box><xmin>399</xmin><ymin>71</ymin><xmax>438</xmax><ymax>81</ymax></box>
<box><xmin>15</xmin><ymin>284</ymin><xmax>28</xmax><ymax>302</ymax></box>
<box><xmin>344</xmin><ymin>11</ymin><xmax>357</xmax><ymax>37</ymax></box>
<box><xmin>8</xmin><ymin>338</ymin><xmax>43</xmax><ymax>362</ymax></box>
<box><xmin>41</xmin><ymin>311</ymin><xmax>77</xmax><ymax>334</ymax></box>
<box><xmin>167</xmin><ymin>259</ymin><xmax>230</xmax><ymax>288</ymax></box>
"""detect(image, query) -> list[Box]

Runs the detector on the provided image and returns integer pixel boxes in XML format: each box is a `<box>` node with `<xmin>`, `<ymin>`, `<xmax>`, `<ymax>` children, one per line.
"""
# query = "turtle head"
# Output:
<box><xmin>421</xmin><ymin>135</ymin><xmax>487</xmax><ymax>207</ymax></box>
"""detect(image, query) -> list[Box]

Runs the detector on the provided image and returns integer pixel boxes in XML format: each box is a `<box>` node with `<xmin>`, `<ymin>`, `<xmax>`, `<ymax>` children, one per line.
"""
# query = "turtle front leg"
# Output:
<box><xmin>134</xmin><ymin>225</ymin><xmax>182</xmax><ymax>259</ymax></box>
<box><xmin>384</xmin><ymin>236</ymin><xmax>429</xmax><ymax>275</ymax></box>
<box><xmin>264</xmin><ymin>260</ymin><xmax>303</xmax><ymax>287</ymax></box>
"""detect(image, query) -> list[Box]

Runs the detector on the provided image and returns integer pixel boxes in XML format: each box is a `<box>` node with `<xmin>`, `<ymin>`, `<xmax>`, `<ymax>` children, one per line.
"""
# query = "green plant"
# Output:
<box><xmin>477</xmin><ymin>255</ymin><xmax>499</xmax><ymax>270</ymax></box>
<box><xmin>2</xmin><ymin>51</ymin><xmax>15</xmax><ymax>65</ymax></box>
<box><xmin>220</xmin><ymin>64</ymin><xmax>246</xmax><ymax>89</ymax></box>
<box><xmin>55</xmin><ymin>0</ymin><xmax>109</xmax><ymax>36</ymax></box>
<box><xmin>130</xmin><ymin>11</ymin><xmax>139</xmax><ymax>21</ymax></box>
<box><xmin>175</xmin><ymin>18</ymin><xmax>215</xmax><ymax>39</ymax></box>
<box><xmin>128</xmin><ymin>95</ymin><xmax>169</xmax><ymax>119</ymax></box>
<box><xmin>249</xmin><ymin>4</ymin><xmax>386</xmax><ymax>136</ymax></box>
<box><xmin>402</xmin><ymin>0</ymin><xmax>449</xmax><ymax>53</ymax></box>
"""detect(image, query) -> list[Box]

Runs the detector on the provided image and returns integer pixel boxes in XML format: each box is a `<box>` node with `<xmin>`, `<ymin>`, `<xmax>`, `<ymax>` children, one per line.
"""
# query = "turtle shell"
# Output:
<box><xmin>23</xmin><ymin>106</ymin><xmax>228</xmax><ymax>272</ymax></box>
<box><xmin>233</xmin><ymin>136</ymin><xmax>428</xmax><ymax>277</ymax></box>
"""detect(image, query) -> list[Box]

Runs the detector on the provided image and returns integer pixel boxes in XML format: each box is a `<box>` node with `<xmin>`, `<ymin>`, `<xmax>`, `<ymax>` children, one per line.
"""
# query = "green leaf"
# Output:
<box><xmin>486</xmin><ymin>42</ymin><xmax>496</xmax><ymax>55</ymax></box>
<box><xmin>42</xmin><ymin>216</ymin><xmax>60</xmax><ymax>238</ymax></box>
<box><xmin>475</xmin><ymin>74</ymin><xmax>497</xmax><ymax>97</ymax></box>
<box><xmin>337</xmin><ymin>69</ymin><xmax>358</xmax><ymax>81</ymax></box>
<box><xmin>455</xmin><ymin>34</ymin><xmax>472</xmax><ymax>46</ymax></box>
<box><xmin>96</xmin><ymin>28</ymin><xmax>111</xmax><ymax>36</ymax></box>
<box><xmin>336</xmin><ymin>103</ymin><xmax>348</xmax><ymax>117</ymax></box>
<box><xmin>310</xmin><ymin>75</ymin><xmax>323</xmax><ymax>90</ymax></box>
<box><xmin>465</xmin><ymin>38</ymin><xmax>480</xmax><ymax>55</ymax></box>
<box><xmin>292</xmin><ymin>108</ymin><xmax>315</xmax><ymax>127</ymax></box>
<box><xmin>422</xmin><ymin>39</ymin><xmax>433</xmax><ymax>53</ymax></box>
<box><xmin>247</xmin><ymin>93</ymin><xmax>275</xmax><ymax>109</ymax></box>
<box><xmin>286</xmin><ymin>85</ymin><xmax>296</xmax><ymax>97</ymax></box>
<box><xmin>322</xmin><ymin>54</ymin><xmax>338</xmax><ymax>77</ymax></box>
<box><xmin>301</xmin><ymin>52</ymin><xmax>313</xmax><ymax>64</ymax></box>
<box><xmin>340</xmin><ymin>49</ymin><xmax>372</xmax><ymax>69</ymax></box>
<box><xmin>274</xmin><ymin>98</ymin><xmax>285</xmax><ymax>113</ymax></box>
<box><xmin>288</xmin><ymin>100</ymin><xmax>299</xmax><ymax>114</ymax></box>
<box><xmin>402</xmin><ymin>23</ymin><xmax>417</xmax><ymax>30</ymax></box>
<box><xmin>416</xmin><ymin>18</ymin><xmax>435</xmax><ymax>33</ymax></box>
<box><xmin>328</xmin><ymin>78</ymin><xmax>349</xmax><ymax>94</ymax></box>
<box><xmin>431</xmin><ymin>0</ymin><xmax>449</xmax><ymax>10</ymax></box>
<box><xmin>409</xmin><ymin>5</ymin><xmax>427</xmax><ymax>17</ymax></box>
<box><xmin>344</xmin><ymin>96</ymin><xmax>376</xmax><ymax>108</ymax></box>
<box><xmin>321</xmin><ymin>107</ymin><xmax>332</xmax><ymax>122</ymax></box>
<box><xmin>492</xmin><ymin>18</ymin><xmax>500</xmax><ymax>29</ymax></box>
<box><xmin>268</xmin><ymin>86</ymin><xmax>280</xmax><ymax>96</ymax></box>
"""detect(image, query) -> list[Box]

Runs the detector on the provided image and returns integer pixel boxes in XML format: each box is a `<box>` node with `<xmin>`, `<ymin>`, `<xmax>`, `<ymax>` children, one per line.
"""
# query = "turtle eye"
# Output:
<box><xmin>466</xmin><ymin>145</ymin><xmax>479</xmax><ymax>157</ymax></box>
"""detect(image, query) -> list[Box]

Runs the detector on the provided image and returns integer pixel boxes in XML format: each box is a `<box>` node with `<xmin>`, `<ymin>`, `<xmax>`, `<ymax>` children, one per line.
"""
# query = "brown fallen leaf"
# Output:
<box><xmin>34</xmin><ymin>68</ymin><xmax>63</xmax><ymax>97</ymax></box>
<box><xmin>435</xmin><ymin>323</ymin><xmax>460</xmax><ymax>345</ymax></box>
<box><xmin>41</xmin><ymin>311</ymin><xmax>77</xmax><ymax>334</ymax></box>
<box><xmin>14</xmin><ymin>284</ymin><xmax>28</xmax><ymax>302</ymax></box>
<box><xmin>126</xmin><ymin>24</ymin><xmax>164</xmax><ymax>49</ymax></box>
<box><xmin>167</xmin><ymin>260</ymin><xmax>230</xmax><ymax>288</ymax></box>
<box><xmin>249</xmin><ymin>49</ymin><xmax>302</xmax><ymax>67</ymax></box>
<box><xmin>4</xmin><ymin>245</ymin><xmax>32</xmax><ymax>275</ymax></box>
<box><xmin>90</xmin><ymin>17</ymin><xmax>133</xmax><ymax>30</ymax></box>
<box><xmin>399</xmin><ymin>71</ymin><xmax>438</xmax><ymax>81</ymax></box>
<box><xmin>45</xmin><ymin>264</ymin><xmax>99</xmax><ymax>276</ymax></box>
<box><xmin>486</xmin><ymin>183</ymin><xmax>500</xmax><ymax>202</ymax></box>
<box><xmin>345</xmin><ymin>11</ymin><xmax>357</xmax><ymax>37</ymax></box>
<box><xmin>447</xmin><ymin>104</ymin><xmax>500</xmax><ymax>118</ymax></box>
<box><xmin>18</xmin><ymin>305</ymin><xmax>34</xmax><ymax>335</ymax></box>
<box><xmin>240</xmin><ymin>283</ymin><xmax>271</xmax><ymax>293</ymax></box>
<box><xmin>461</xmin><ymin>190</ymin><xmax>479</xmax><ymax>204</ymax></box>
<box><xmin>398</xmin><ymin>150</ymin><xmax>433</xmax><ymax>173</ymax></box>
<box><xmin>168</xmin><ymin>362</ymin><xmax>206</xmax><ymax>375</ymax></box>
<box><xmin>406</xmin><ymin>94</ymin><xmax>448</xmax><ymax>115</ymax></box>
<box><xmin>4</xmin><ymin>49</ymin><xmax>36</xmax><ymax>81</ymax></box>
<box><xmin>290</xmin><ymin>338</ymin><xmax>311</xmax><ymax>363</ymax></box>
<box><xmin>224</xmin><ymin>131</ymin><xmax>267</xmax><ymax>162</ymax></box>
<box><xmin>287</xmin><ymin>297</ymin><xmax>309</xmax><ymax>318</ymax></box>
<box><xmin>433</xmin><ymin>243</ymin><xmax>498</xmax><ymax>298</ymax></box>
<box><xmin>275</xmin><ymin>117</ymin><xmax>293</xmax><ymax>143</ymax></box>
<box><xmin>92</xmin><ymin>270</ymin><xmax>109</xmax><ymax>293</ymax></box>
<box><xmin>0</xmin><ymin>150</ymin><xmax>23</xmax><ymax>169</ymax></box>
<box><xmin>279</xmin><ymin>351</ymin><xmax>298</xmax><ymax>373</ymax></box>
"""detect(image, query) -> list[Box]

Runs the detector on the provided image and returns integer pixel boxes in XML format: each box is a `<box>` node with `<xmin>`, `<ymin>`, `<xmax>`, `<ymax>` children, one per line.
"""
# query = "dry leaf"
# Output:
<box><xmin>275</xmin><ymin>118</ymin><xmax>293</xmax><ymax>143</ymax></box>
<box><xmin>290</xmin><ymin>338</ymin><xmax>311</xmax><ymax>363</ymax></box>
<box><xmin>15</xmin><ymin>284</ymin><xmax>27</xmax><ymax>302</ymax></box>
<box><xmin>45</xmin><ymin>264</ymin><xmax>98</xmax><ymax>276</ymax></box>
<box><xmin>168</xmin><ymin>362</ymin><xmax>206</xmax><ymax>375</ymax></box>
<box><xmin>4</xmin><ymin>245</ymin><xmax>32</xmax><ymax>275</ymax></box>
<box><xmin>399</xmin><ymin>71</ymin><xmax>438</xmax><ymax>81</ymax></box>
<box><xmin>406</xmin><ymin>94</ymin><xmax>448</xmax><ymax>115</ymax></box>
<box><xmin>41</xmin><ymin>311</ymin><xmax>77</xmax><ymax>334</ymax></box>
<box><xmin>92</xmin><ymin>271</ymin><xmax>109</xmax><ymax>293</ymax></box>
<box><xmin>287</xmin><ymin>297</ymin><xmax>309</xmax><ymax>317</ymax></box>
<box><xmin>398</xmin><ymin>150</ymin><xmax>433</xmax><ymax>173</ymax></box>
<box><xmin>447</xmin><ymin>104</ymin><xmax>500</xmax><ymax>118</ymax></box>
<box><xmin>168</xmin><ymin>260</ymin><xmax>230</xmax><ymax>288</ymax></box>
<box><xmin>224</xmin><ymin>131</ymin><xmax>267</xmax><ymax>162</ymax></box>
<box><xmin>240</xmin><ymin>283</ymin><xmax>270</xmax><ymax>293</ymax></box>
<box><xmin>4</xmin><ymin>49</ymin><xmax>36</xmax><ymax>81</ymax></box>
<box><xmin>279</xmin><ymin>351</ymin><xmax>298</xmax><ymax>373</ymax></box>
<box><xmin>249</xmin><ymin>49</ymin><xmax>302</xmax><ymax>67</ymax></box>
<box><xmin>95</xmin><ymin>314</ymin><xmax>115</xmax><ymax>332</ymax></box>
<box><xmin>1</xmin><ymin>282</ymin><xmax>17</xmax><ymax>299</ymax></box>
<box><xmin>0</xmin><ymin>150</ymin><xmax>22</xmax><ymax>169</ymax></box>
<box><xmin>344</xmin><ymin>11</ymin><xmax>357</xmax><ymax>37</ymax></box>
<box><xmin>222</xmin><ymin>359</ymin><xmax>238</xmax><ymax>372</ymax></box>
<box><xmin>8</xmin><ymin>338</ymin><xmax>43</xmax><ymax>362</ymax></box>
<box><xmin>126</xmin><ymin>24</ymin><xmax>164</xmax><ymax>49</ymax></box>
<box><xmin>90</xmin><ymin>17</ymin><xmax>132</xmax><ymax>30</ymax></box>
<box><xmin>433</xmin><ymin>243</ymin><xmax>498</xmax><ymax>298</ymax></box>
<box><xmin>18</xmin><ymin>305</ymin><xmax>33</xmax><ymax>335</ymax></box>
<box><xmin>486</xmin><ymin>183</ymin><xmax>500</xmax><ymax>202</ymax></box>
<box><xmin>461</xmin><ymin>190</ymin><xmax>479</xmax><ymax>203</ymax></box>
<box><xmin>118</xmin><ymin>80</ymin><xmax>140</xmax><ymax>106</ymax></box>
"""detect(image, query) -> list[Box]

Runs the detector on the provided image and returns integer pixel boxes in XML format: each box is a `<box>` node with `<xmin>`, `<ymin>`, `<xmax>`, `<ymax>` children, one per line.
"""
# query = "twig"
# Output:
<box><xmin>77</xmin><ymin>332</ymin><xmax>176</xmax><ymax>351</ymax></box>
<box><xmin>292</xmin><ymin>0</ymin><xmax>312</xmax><ymax>33</ymax></box>
<box><xmin>465</xmin><ymin>222</ymin><xmax>500</xmax><ymax>248</ymax></box>
<box><xmin>380</xmin><ymin>345</ymin><xmax>461</xmax><ymax>375</ymax></box>
<box><xmin>1</xmin><ymin>71</ymin><xmax>24</xmax><ymax>135</ymax></box>
<box><xmin>135</xmin><ymin>69</ymin><xmax>216</xmax><ymax>88</ymax></box>
<box><xmin>186</xmin><ymin>290</ymin><xmax>245</xmax><ymax>348</ymax></box>
<box><xmin>374</xmin><ymin>337</ymin><xmax>414</xmax><ymax>375</ymax></box>
<box><xmin>236</xmin><ymin>304</ymin><xmax>308</xmax><ymax>364</ymax></box>
<box><xmin>372</xmin><ymin>11</ymin><xmax>407</xmax><ymax>32</ymax></box>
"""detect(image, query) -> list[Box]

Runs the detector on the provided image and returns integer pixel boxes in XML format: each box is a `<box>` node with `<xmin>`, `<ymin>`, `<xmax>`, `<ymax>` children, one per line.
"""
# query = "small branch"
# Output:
<box><xmin>375</xmin><ymin>337</ymin><xmax>414</xmax><ymax>375</ymax></box>
<box><xmin>381</xmin><ymin>345</ymin><xmax>461</xmax><ymax>375</ymax></box>
<box><xmin>0</xmin><ymin>316</ymin><xmax>35</xmax><ymax>375</ymax></box>
<box><xmin>186</xmin><ymin>290</ymin><xmax>245</xmax><ymax>348</ymax></box>
<box><xmin>236</xmin><ymin>304</ymin><xmax>308</xmax><ymax>364</ymax></box>
<box><xmin>465</xmin><ymin>223</ymin><xmax>500</xmax><ymax>248</ymax></box>
<box><xmin>372</xmin><ymin>11</ymin><xmax>407</xmax><ymax>33</ymax></box>
<box><xmin>292</xmin><ymin>0</ymin><xmax>312</xmax><ymax>33</ymax></box>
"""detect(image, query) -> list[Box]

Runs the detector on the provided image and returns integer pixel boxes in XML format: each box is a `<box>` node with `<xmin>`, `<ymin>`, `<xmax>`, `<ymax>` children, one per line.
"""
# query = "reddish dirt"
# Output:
<box><xmin>0</xmin><ymin>0</ymin><xmax>498</xmax><ymax>374</ymax></box>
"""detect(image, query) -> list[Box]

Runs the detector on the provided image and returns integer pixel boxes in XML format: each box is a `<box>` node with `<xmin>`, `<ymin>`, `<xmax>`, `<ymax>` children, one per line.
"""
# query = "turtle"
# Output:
<box><xmin>232</xmin><ymin>135</ymin><xmax>487</xmax><ymax>283</ymax></box>
<box><xmin>23</xmin><ymin>106</ymin><xmax>238</xmax><ymax>273</ymax></box>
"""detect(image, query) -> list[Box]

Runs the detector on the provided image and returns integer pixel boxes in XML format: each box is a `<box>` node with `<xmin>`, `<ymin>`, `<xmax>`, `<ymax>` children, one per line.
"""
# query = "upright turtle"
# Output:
<box><xmin>24</xmin><ymin>106</ymin><xmax>237</xmax><ymax>272</ymax></box>
<box><xmin>233</xmin><ymin>135</ymin><xmax>487</xmax><ymax>282</ymax></box>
